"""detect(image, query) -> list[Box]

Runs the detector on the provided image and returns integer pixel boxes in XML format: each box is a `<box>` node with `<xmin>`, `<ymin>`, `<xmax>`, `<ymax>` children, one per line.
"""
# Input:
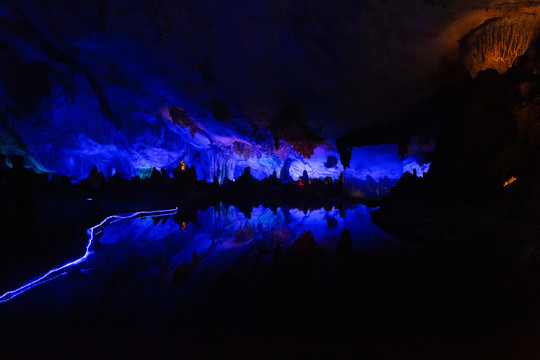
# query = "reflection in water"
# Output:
<box><xmin>0</xmin><ymin>203</ymin><xmax>407</xmax><ymax>307</ymax></box>
<box><xmin>0</xmin><ymin>208</ymin><xmax>178</xmax><ymax>303</ymax></box>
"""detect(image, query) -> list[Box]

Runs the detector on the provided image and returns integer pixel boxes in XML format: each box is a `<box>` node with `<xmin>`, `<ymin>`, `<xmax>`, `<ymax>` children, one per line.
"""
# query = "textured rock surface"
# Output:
<box><xmin>460</xmin><ymin>13</ymin><xmax>536</xmax><ymax>78</ymax></box>
<box><xmin>413</xmin><ymin>31</ymin><xmax>540</xmax><ymax>201</ymax></box>
<box><xmin>1</xmin><ymin>0</ymin><xmax>540</xmax><ymax>180</ymax></box>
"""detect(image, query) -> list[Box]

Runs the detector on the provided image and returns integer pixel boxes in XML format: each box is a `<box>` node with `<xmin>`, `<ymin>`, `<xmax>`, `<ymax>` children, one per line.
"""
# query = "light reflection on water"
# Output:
<box><xmin>2</xmin><ymin>203</ymin><xmax>410</xmax><ymax>309</ymax></box>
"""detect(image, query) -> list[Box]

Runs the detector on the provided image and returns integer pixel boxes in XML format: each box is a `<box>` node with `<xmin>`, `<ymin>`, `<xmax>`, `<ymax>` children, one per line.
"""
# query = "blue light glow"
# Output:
<box><xmin>0</xmin><ymin>207</ymin><xmax>178</xmax><ymax>303</ymax></box>
<box><xmin>342</xmin><ymin>145</ymin><xmax>431</xmax><ymax>199</ymax></box>
<box><xmin>346</xmin><ymin>145</ymin><xmax>430</xmax><ymax>181</ymax></box>
<box><xmin>3</xmin><ymin>74</ymin><xmax>429</xmax><ymax>184</ymax></box>
<box><xmin>0</xmin><ymin>203</ymin><xmax>414</xmax><ymax>308</ymax></box>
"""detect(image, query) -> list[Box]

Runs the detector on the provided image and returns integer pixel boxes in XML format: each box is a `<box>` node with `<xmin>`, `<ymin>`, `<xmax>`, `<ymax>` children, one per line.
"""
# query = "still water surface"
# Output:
<box><xmin>1</xmin><ymin>203</ymin><xmax>413</xmax><ymax>311</ymax></box>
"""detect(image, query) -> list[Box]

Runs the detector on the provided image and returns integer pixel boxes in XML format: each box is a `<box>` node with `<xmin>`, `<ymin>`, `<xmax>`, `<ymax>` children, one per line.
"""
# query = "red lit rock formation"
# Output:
<box><xmin>169</xmin><ymin>106</ymin><xmax>200</xmax><ymax>137</ymax></box>
<box><xmin>269</xmin><ymin>97</ymin><xmax>323</xmax><ymax>158</ymax></box>
<box><xmin>459</xmin><ymin>13</ymin><xmax>535</xmax><ymax>78</ymax></box>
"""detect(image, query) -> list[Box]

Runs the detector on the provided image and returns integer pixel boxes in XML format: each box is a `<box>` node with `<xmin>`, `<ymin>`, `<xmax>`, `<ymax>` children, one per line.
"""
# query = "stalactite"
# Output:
<box><xmin>460</xmin><ymin>13</ymin><xmax>535</xmax><ymax>78</ymax></box>
<box><xmin>168</xmin><ymin>106</ymin><xmax>200</xmax><ymax>137</ymax></box>
<box><xmin>233</xmin><ymin>141</ymin><xmax>257</xmax><ymax>159</ymax></box>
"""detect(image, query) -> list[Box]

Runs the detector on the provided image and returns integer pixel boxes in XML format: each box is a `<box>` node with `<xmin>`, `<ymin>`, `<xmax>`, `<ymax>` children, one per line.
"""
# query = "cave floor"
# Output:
<box><xmin>1</xmin><ymin>196</ymin><xmax>540</xmax><ymax>359</ymax></box>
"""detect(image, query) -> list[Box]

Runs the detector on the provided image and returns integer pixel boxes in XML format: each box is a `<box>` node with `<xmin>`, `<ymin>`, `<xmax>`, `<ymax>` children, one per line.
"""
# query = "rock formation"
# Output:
<box><xmin>460</xmin><ymin>13</ymin><xmax>536</xmax><ymax>78</ymax></box>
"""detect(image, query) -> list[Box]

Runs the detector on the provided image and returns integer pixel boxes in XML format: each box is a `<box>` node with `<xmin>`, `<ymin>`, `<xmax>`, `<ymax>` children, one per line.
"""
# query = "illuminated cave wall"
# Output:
<box><xmin>2</xmin><ymin>70</ymin><xmax>345</xmax><ymax>183</ymax></box>
<box><xmin>1</xmin><ymin>71</ymin><xmax>430</xmax><ymax>184</ymax></box>
<box><xmin>344</xmin><ymin>145</ymin><xmax>430</xmax><ymax>200</ymax></box>
<box><xmin>459</xmin><ymin>13</ymin><xmax>535</xmax><ymax>78</ymax></box>
<box><xmin>0</xmin><ymin>60</ymin><xmax>423</xmax><ymax>184</ymax></box>
<box><xmin>0</xmin><ymin>1</ymin><xmax>440</xmax><ymax>185</ymax></box>
<box><xmin>5</xmin><ymin>92</ymin><xmax>430</xmax><ymax>186</ymax></box>
<box><xmin>0</xmin><ymin>1</ymin><xmax>351</xmax><ymax>183</ymax></box>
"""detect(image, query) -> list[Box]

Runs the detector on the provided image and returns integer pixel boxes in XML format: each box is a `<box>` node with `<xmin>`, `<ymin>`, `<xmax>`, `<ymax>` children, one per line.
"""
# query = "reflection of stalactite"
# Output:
<box><xmin>235</xmin><ymin>222</ymin><xmax>253</xmax><ymax>243</ymax></box>
<box><xmin>460</xmin><ymin>13</ymin><xmax>535</xmax><ymax>78</ymax></box>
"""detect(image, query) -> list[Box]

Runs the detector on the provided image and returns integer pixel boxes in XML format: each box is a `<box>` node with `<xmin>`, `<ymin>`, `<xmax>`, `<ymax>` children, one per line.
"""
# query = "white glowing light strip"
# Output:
<box><xmin>0</xmin><ymin>207</ymin><xmax>178</xmax><ymax>304</ymax></box>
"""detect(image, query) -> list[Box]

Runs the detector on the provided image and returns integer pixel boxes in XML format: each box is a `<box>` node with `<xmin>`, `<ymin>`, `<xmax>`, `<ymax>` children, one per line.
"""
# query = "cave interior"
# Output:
<box><xmin>3</xmin><ymin>1</ymin><xmax>540</xmax><ymax>359</ymax></box>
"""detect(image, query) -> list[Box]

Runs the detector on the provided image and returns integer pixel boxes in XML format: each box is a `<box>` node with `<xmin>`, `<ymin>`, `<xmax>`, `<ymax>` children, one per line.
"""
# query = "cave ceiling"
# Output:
<box><xmin>1</xmin><ymin>0</ymin><xmax>539</xmax><ymax>179</ymax></box>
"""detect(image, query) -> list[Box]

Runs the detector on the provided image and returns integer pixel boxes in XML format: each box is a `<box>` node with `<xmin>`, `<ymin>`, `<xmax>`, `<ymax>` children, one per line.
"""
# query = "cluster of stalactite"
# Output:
<box><xmin>459</xmin><ymin>13</ymin><xmax>535</xmax><ymax>78</ymax></box>
<box><xmin>233</xmin><ymin>141</ymin><xmax>254</xmax><ymax>158</ymax></box>
<box><xmin>269</xmin><ymin>97</ymin><xmax>323</xmax><ymax>159</ymax></box>
<box><xmin>288</xmin><ymin>140</ymin><xmax>320</xmax><ymax>159</ymax></box>
<box><xmin>169</xmin><ymin>106</ymin><xmax>200</xmax><ymax>137</ymax></box>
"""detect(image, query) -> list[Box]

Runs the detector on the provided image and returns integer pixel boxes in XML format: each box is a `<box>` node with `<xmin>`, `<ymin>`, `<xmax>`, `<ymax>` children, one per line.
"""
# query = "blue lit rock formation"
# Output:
<box><xmin>1</xmin><ymin>1</ymin><xmax>537</xmax><ymax>182</ymax></box>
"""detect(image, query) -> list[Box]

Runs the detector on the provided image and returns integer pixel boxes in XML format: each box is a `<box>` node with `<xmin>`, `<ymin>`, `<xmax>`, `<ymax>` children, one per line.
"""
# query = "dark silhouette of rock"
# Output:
<box><xmin>301</xmin><ymin>170</ymin><xmax>309</xmax><ymax>186</ymax></box>
<box><xmin>6</xmin><ymin>155</ymin><xmax>35</xmax><ymax>242</ymax></box>
<box><xmin>325</xmin><ymin>155</ymin><xmax>338</xmax><ymax>168</ymax></box>
<box><xmin>172</xmin><ymin>251</ymin><xmax>200</xmax><ymax>285</ymax></box>
<box><xmin>337</xmin><ymin>227</ymin><xmax>353</xmax><ymax>258</ymax></box>
<box><xmin>0</xmin><ymin>153</ymin><xmax>11</xmax><ymax>242</ymax></box>
<box><xmin>280</xmin><ymin>159</ymin><xmax>293</xmax><ymax>182</ymax></box>
<box><xmin>81</xmin><ymin>166</ymin><xmax>106</xmax><ymax>198</ymax></box>
<box><xmin>326</xmin><ymin>216</ymin><xmax>338</xmax><ymax>229</ymax></box>
<box><xmin>290</xmin><ymin>230</ymin><xmax>316</xmax><ymax>251</ymax></box>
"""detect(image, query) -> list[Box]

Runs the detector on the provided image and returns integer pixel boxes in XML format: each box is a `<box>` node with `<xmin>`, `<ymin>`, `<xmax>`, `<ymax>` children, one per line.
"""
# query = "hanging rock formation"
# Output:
<box><xmin>4</xmin><ymin>1</ymin><xmax>540</xmax><ymax>183</ymax></box>
<box><xmin>459</xmin><ymin>13</ymin><xmax>536</xmax><ymax>78</ymax></box>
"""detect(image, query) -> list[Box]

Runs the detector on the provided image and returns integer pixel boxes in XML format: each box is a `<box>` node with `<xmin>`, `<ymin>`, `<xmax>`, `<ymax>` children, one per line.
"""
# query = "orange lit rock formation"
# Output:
<box><xmin>459</xmin><ymin>13</ymin><xmax>536</xmax><ymax>78</ymax></box>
